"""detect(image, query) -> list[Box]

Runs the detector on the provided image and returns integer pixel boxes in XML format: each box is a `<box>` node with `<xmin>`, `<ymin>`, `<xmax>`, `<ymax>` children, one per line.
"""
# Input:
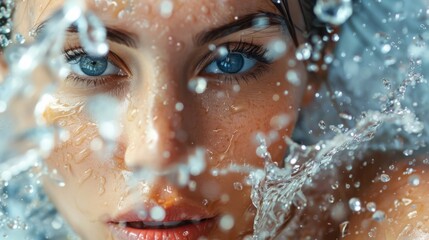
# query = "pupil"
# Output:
<box><xmin>216</xmin><ymin>53</ymin><xmax>244</xmax><ymax>74</ymax></box>
<box><xmin>79</xmin><ymin>55</ymin><xmax>108</xmax><ymax>76</ymax></box>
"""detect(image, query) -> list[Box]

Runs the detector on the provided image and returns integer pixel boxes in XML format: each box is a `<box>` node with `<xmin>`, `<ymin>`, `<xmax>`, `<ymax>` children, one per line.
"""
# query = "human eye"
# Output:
<box><xmin>63</xmin><ymin>48</ymin><xmax>130</xmax><ymax>94</ymax></box>
<box><xmin>201</xmin><ymin>41</ymin><xmax>271</xmax><ymax>84</ymax></box>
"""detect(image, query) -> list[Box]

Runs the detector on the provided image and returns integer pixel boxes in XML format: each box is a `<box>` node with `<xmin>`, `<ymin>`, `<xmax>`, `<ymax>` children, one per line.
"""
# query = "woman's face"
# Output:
<box><xmin>14</xmin><ymin>0</ymin><xmax>311</xmax><ymax>239</ymax></box>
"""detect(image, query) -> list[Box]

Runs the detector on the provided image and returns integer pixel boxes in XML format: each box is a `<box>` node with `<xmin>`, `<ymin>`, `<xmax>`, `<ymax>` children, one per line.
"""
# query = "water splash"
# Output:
<box><xmin>314</xmin><ymin>0</ymin><xmax>353</xmax><ymax>25</ymax></box>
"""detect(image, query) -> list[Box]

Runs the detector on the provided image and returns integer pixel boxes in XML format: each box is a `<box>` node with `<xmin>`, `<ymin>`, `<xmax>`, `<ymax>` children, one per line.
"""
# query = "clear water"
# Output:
<box><xmin>0</xmin><ymin>0</ymin><xmax>428</xmax><ymax>239</ymax></box>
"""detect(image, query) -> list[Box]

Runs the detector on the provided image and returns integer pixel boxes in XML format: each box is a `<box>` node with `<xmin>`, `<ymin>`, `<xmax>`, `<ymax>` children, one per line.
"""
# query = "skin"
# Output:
<box><xmin>8</xmin><ymin>0</ymin><xmax>316</xmax><ymax>239</ymax></box>
<box><xmin>344</xmin><ymin>153</ymin><xmax>429</xmax><ymax>239</ymax></box>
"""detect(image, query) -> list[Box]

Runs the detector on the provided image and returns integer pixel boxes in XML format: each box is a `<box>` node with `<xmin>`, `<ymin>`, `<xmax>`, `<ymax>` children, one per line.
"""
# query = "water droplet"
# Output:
<box><xmin>98</xmin><ymin>176</ymin><xmax>106</xmax><ymax>195</ymax></box>
<box><xmin>401</xmin><ymin>198</ymin><xmax>412</xmax><ymax>206</ymax></box>
<box><xmin>150</xmin><ymin>206</ymin><xmax>166</xmax><ymax>221</ymax></box>
<box><xmin>256</xmin><ymin>144</ymin><xmax>268</xmax><ymax>158</ymax></box>
<box><xmin>76</xmin><ymin>148</ymin><xmax>90</xmax><ymax>163</ymax></box>
<box><xmin>403</xmin><ymin>149</ymin><xmax>413</xmax><ymax>156</ymax></box>
<box><xmin>187</xmin><ymin>147</ymin><xmax>206</xmax><ymax>176</ymax></box>
<box><xmin>372</xmin><ymin>210</ymin><xmax>385</xmax><ymax>222</ymax></box>
<box><xmin>380</xmin><ymin>44</ymin><xmax>391</xmax><ymax>54</ymax></box>
<box><xmin>233</xmin><ymin>182</ymin><xmax>243</xmax><ymax>191</ymax></box>
<box><xmin>366</xmin><ymin>202</ymin><xmax>376</xmax><ymax>212</ymax></box>
<box><xmin>219</xmin><ymin>214</ymin><xmax>234</xmax><ymax>231</ymax></box>
<box><xmin>175</xmin><ymin>102</ymin><xmax>184</xmax><ymax>112</ymax></box>
<box><xmin>314</xmin><ymin>0</ymin><xmax>353</xmax><ymax>25</ymax></box>
<box><xmin>159</xmin><ymin>0</ymin><xmax>174</xmax><ymax>18</ymax></box>
<box><xmin>295</xmin><ymin>43</ymin><xmax>312</xmax><ymax>61</ymax></box>
<box><xmin>408</xmin><ymin>175</ymin><xmax>420</xmax><ymax>186</ymax></box>
<box><xmin>266</xmin><ymin>39</ymin><xmax>287</xmax><ymax>60</ymax></box>
<box><xmin>188</xmin><ymin>77</ymin><xmax>208</xmax><ymax>94</ymax></box>
<box><xmin>318</xmin><ymin>120</ymin><xmax>326</xmax><ymax>130</ymax></box>
<box><xmin>286</xmin><ymin>70</ymin><xmax>301</xmax><ymax>86</ymax></box>
<box><xmin>175</xmin><ymin>41</ymin><xmax>184</xmax><ymax>51</ymax></box>
<box><xmin>339</xmin><ymin>113</ymin><xmax>353</xmax><ymax>120</ymax></box>
<box><xmin>380</xmin><ymin>173</ymin><xmax>390</xmax><ymax>182</ymax></box>
<box><xmin>252</xmin><ymin>16</ymin><xmax>269</xmax><ymax>29</ymax></box>
<box><xmin>348</xmin><ymin>197</ymin><xmax>361</xmax><ymax>212</ymax></box>
<box><xmin>408</xmin><ymin>210</ymin><xmax>417</xmax><ymax>219</ymax></box>
<box><xmin>78</xmin><ymin>168</ymin><xmax>93</xmax><ymax>184</ymax></box>
<box><xmin>201</xmin><ymin>5</ymin><xmax>209</xmax><ymax>14</ymax></box>
<box><xmin>14</xmin><ymin>33</ymin><xmax>25</xmax><ymax>44</ymax></box>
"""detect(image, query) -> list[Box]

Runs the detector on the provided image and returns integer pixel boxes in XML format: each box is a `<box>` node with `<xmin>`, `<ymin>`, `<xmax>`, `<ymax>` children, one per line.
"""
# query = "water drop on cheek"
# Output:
<box><xmin>185</xmin><ymin>15</ymin><xmax>196</xmax><ymax>23</ymax></box>
<box><xmin>175</xmin><ymin>41</ymin><xmax>184</xmax><ymax>51</ymax></box>
<box><xmin>98</xmin><ymin>176</ymin><xmax>106</xmax><ymax>195</ymax></box>
<box><xmin>201</xmin><ymin>5</ymin><xmax>210</xmax><ymax>15</ymax></box>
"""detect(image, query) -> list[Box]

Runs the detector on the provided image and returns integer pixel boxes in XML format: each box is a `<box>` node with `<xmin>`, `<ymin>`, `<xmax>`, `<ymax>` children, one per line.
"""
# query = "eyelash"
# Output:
<box><xmin>63</xmin><ymin>40</ymin><xmax>272</xmax><ymax>92</ymax></box>
<box><xmin>199</xmin><ymin>40</ymin><xmax>271</xmax><ymax>84</ymax></box>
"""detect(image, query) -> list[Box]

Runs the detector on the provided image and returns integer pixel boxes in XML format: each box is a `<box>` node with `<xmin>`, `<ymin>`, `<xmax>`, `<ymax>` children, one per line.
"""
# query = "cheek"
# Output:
<box><xmin>185</xmin><ymin>81</ymin><xmax>301</xmax><ymax>167</ymax></box>
<box><xmin>43</xmin><ymin>104</ymin><xmax>125</xmax><ymax>214</ymax></box>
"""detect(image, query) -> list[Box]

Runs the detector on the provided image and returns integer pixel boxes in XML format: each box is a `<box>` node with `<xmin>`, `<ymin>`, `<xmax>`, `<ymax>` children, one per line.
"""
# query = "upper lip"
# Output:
<box><xmin>108</xmin><ymin>202</ymin><xmax>216</xmax><ymax>224</ymax></box>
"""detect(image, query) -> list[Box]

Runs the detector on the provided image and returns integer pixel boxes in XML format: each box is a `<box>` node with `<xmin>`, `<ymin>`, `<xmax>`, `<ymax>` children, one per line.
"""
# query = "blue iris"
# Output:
<box><xmin>79</xmin><ymin>55</ymin><xmax>108</xmax><ymax>76</ymax></box>
<box><xmin>216</xmin><ymin>53</ymin><xmax>244</xmax><ymax>74</ymax></box>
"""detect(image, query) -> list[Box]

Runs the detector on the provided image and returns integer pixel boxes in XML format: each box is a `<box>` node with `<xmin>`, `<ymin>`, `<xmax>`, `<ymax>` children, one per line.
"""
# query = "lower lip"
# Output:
<box><xmin>107</xmin><ymin>219</ymin><xmax>216</xmax><ymax>240</ymax></box>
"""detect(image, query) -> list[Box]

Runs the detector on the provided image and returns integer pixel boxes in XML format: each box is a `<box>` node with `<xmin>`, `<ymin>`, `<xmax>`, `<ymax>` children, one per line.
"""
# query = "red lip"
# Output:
<box><xmin>107</xmin><ymin>203</ymin><xmax>217</xmax><ymax>240</ymax></box>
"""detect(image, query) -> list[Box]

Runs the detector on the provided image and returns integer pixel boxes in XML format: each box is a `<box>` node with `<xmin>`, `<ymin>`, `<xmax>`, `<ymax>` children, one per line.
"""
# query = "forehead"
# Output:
<box><xmin>28</xmin><ymin>0</ymin><xmax>278</xmax><ymax>37</ymax></box>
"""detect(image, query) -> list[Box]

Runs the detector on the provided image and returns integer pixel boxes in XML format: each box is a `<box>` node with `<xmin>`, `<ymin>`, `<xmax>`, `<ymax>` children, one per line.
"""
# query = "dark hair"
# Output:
<box><xmin>0</xmin><ymin>0</ymin><xmax>14</xmax><ymax>49</ymax></box>
<box><xmin>275</xmin><ymin>0</ymin><xmax>327</xmax><ymax>46</ymax></box>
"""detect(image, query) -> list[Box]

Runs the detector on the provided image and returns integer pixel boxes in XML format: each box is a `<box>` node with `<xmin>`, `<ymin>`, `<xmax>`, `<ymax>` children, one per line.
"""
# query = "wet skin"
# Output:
<box><xmin>11</xmin><ymin>0</ymin><xmax>315</xmax><ymax>239</ymax></box>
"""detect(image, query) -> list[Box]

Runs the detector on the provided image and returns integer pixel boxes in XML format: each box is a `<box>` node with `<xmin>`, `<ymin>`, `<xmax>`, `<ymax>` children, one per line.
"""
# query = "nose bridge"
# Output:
<box><xmin>124</xmin><ymin>63</ymin><xmax>186</xmax><ymax>171</ymax></box>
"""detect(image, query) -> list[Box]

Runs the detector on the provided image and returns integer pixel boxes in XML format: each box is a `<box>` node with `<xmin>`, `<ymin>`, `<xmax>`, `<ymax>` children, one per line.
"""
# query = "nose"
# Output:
<box><xmin>124</xmin><ymin>68</ymin><xmax>189</xmax><ymax>171</ymax></box>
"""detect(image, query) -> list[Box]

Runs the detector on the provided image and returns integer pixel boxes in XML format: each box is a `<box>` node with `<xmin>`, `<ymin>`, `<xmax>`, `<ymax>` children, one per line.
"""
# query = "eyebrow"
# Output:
<box><xmin>34</xmin><ymin>21</ymin><xmax>139</xmax><ymax>49</ymax></box>
<box><xmin>34</xmin><ymin>11</ymin><xmax>283</xmax><ymax>49</ymax></box>
<box><xmin>194</xmin><ymin>12</ymin><xmax>286</xmax><ymax>46</ymax></box>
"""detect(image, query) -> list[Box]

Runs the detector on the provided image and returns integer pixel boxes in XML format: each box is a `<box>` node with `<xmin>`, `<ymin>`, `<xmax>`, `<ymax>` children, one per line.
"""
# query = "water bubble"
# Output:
<box><xmin>339</xmin><ymin>113</ymin><xmax>353</xmax><ymax>120</ymax></box>
<box><xmin>159</xmin><ymin>0</ymin><xmax>174</xmax><ymax>18</ymax></box>
<box><xmin>403</xmin><ymin>149</ymin><xmax>413</xmax><ymax>156</ymax></box>
<box><xmin>408</xmin><ymin>175</ymin><xmax>420</xmax><ymax>186</ymax></box>
<box><xmin>314</xmin><ymin>0</ymin><xmax>353</xmax><ymax>25</ymax></box>
<box><xmin>219</xmin><ymin>214</ymin><xmax>234</xmax><ymax>231</ymax></box>
<box><xmin>380</xmin><ymin>173</ymin><xmax>390</xmax><ymax>182</ymax></box>
<box><xmin>295</xmin><ymin>43</ymin><xmax>312</xmax><ymax>61</ymax></box>
<box><xmin>188</xmin><ymin>147</ymin><xmax>206</xmax><ymax>176</ymax></box>
<box><xmin>252</xmin><ymin>16</ymin><xmax>269</xmax><ymax>29</ymax></box>
<box><xmin>14</xmin><ymin>33</ymin><xmax>25</xmax><ymax>44</ymax></box>
<box><xmin>87</xmin><ymin>95</ymin><xmax>122</xmax><ymax>141</ymax></box>
<box><xmin>366</xmin><ymin>202</ymin><xmax>377</xmax><ymax>212</ymax></box>
<box><xmin>150</xmin><ymin>206</ymin><xmax>166</xmax><ymax>221</ymax></box>
<box><xmin>348</xmin><ymin>197</ymin><xmax>361</xmax><ymax>212</ymax></box>
<box><xmin>384</xmin><ymin>56</ymin><xmax>397</xmax><ymax>66</ymax></box>
<box><xmin>216</xmin><ymin>46</ymin><xmax>228</xmax><ymax>58</ymax></box>
<box><xmin>318</xmin><ymin>120</ymin><xmax>326</xmax><ymax>130</ymax></box>
<box><xmin>286</xmin><ymin>70</ymin><xmax>301</xmax><ymax>86</ymax></box>
<box><xmin>188</xmin><ymin>77</ymin><xmax>208</xmax><ymax>94</ymax></box>
<box><xmin>175</xmin><ymin>102</ymin><xmax>184</xmax><ymax>112</ymax></box>
<box><xmin>372</xmin><ymin>210</ymin><xmax>385</xmax><ymax>222</ymax></box>
<box><xmin>270</xmin><ymin>114</ymin><xmax>290</xmax><ymax>130</ymax></box>
<box><xmin>380</xmin><ymin>44</ymin><xmax>391</xmax><ymax>54</ymax></box>
<box><xmin>233</xmin><ymin>182</ymin><xmax>243</xmax><ymax>191</ymax></box>
<box><xmin>256</xmin><ymin>144</ymin><xmax>268</xmax><ymax>158</ymax></box>
<box><xmin>407</xmin><ymin>210</ymin><xmax>417</xmax><ymax>219</ymax></box>
<box><xmin>266</xmin><ymin>39</ymin><xmax>287</xmax><ymax>61</ymax></box>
